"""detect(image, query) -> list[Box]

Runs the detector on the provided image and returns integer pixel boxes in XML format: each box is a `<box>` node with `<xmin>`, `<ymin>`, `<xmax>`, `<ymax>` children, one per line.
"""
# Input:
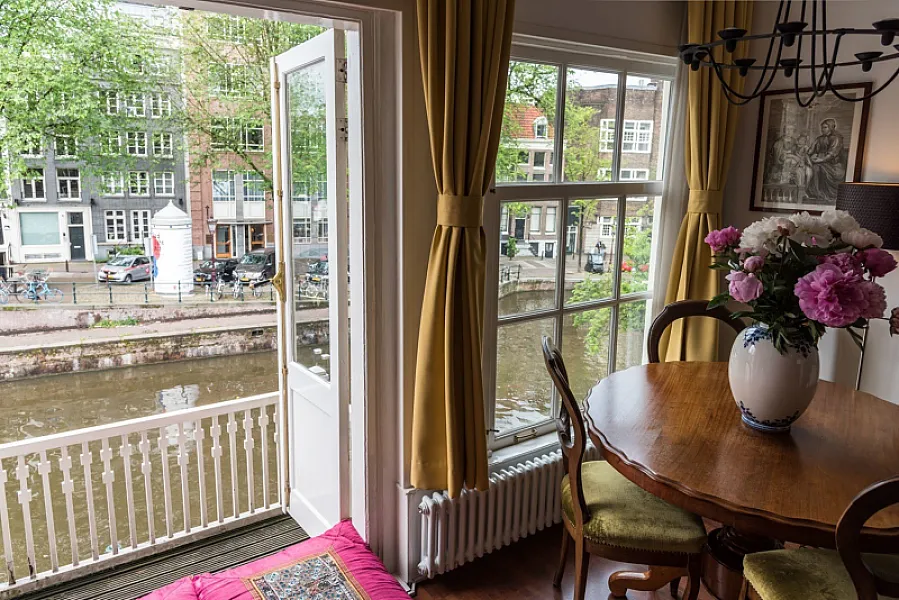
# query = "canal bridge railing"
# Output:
<box><xmin>0</xmin><ymin>393</ymin><xmax>280</xmax><ymax>597</ymax></box>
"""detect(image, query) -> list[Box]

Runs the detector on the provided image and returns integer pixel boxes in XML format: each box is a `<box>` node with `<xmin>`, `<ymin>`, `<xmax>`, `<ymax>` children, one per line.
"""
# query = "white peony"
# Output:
<box><xmin>842</xmin><ymin>227</ymin><xmax>884</xmax><ymax>249</ymax></box>
<box><xmin>740</xmin><ymin>217</ymin><xmax>784</xmax><ymax>254</ymax></box>
<box><xmin>821</xmin><ymin>209</ymin><xmax>860</xmax><ymax>234</ymax></box>
<box><xmin>789</xmin><ymin>211</ymin><xmax>833</xmax><ymax>247</ymax></box>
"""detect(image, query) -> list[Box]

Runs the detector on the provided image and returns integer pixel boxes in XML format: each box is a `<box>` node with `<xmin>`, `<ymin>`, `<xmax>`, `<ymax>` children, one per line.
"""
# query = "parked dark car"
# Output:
<box><xmin>233</xmin><ymin>248</ymin><xmax>276</xmax><ymax>284</ymax></box>
<box><xmin>584</xmin><ymin>252</ymin><xmax>605</xmax><ymax>274</ymax></box>
<box><xmin>304</xmin><ymin>260</ymin><xmax>328</xmax><ymax>283</ymax></box>
<box><xmin>193</xmin><ymin>259</ymin><xmax>239</xmax><ymax>283</ymax></box>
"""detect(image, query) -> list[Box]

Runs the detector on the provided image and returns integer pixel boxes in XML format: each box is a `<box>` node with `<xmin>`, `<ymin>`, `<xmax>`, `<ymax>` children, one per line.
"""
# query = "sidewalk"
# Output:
<box><xmin>0</xmin><ymin>309</ymin><xmax>325</xmax><ymax>350</ymax></box>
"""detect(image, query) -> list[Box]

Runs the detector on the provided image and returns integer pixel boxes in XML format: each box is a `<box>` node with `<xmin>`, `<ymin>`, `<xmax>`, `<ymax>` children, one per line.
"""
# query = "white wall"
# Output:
<box><xmin>515</xmin><ymin>0</ymin><xmax>684</xmax><ymax>55</ymax></box>
<box><xmin>723</xmin><ymin>0</ymin><xmax>899</xmax><ymax>403</ymax></box>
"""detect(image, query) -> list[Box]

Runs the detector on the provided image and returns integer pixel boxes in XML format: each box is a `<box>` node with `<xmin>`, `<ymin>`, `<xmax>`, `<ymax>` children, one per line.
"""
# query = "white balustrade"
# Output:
<box><xmin>0</xmin><ymin>393</ymin><xmax>279</xmax><ymax>594</ymax></box>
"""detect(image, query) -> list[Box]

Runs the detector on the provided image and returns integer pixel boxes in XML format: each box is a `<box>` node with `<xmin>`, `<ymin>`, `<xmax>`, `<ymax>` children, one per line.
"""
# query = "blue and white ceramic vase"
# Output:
<box><xmin>728</xmin><ymin>324</ymin><xmax>820</xmax><ymax>433</ymax></box>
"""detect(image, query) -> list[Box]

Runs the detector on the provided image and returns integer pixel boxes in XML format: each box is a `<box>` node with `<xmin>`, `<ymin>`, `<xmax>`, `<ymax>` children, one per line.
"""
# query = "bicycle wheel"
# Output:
<box><xmin>46</xmin><ymin>288</ymin><xmax>64</xmax><ymax>303</ymax></box>
<box><xmin>252</xmin><ymin>284</ymin><xmax>264</xmax><ymax>299</ymax></box>
<box><xmin>0</xmin><ymin>288</ymin><xmax>8</xmax><ymax>305</ymax></box>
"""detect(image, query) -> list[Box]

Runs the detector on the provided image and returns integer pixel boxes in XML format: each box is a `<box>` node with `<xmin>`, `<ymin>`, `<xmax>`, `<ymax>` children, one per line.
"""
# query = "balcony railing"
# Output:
<box><xmin>0</xmin><ymin>393</ymin><xmax>280</xmax><ymax>595</ymax></box>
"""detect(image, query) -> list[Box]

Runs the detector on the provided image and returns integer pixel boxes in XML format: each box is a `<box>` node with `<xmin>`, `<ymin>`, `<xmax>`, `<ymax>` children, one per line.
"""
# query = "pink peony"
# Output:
<box><xmin>859</xmin><ymin>281</ymin><xmax>887</xmax><ymax>319</ymax></box>
<box><xmin>859</xmin><ymin>248</ymin><xmax>897</xmax><ymax>278</ymax></box>
<box><xmin>726</xmin><ymin>271</ymin><xmax>764</xmax><ymax>303</ymax></box>
<box><xmin>743</xmin><ymin>255</ymin><xmax>765</xmax><ymax>273</ymax></box>
<box><xmin>705</xmin><ymin>226</ymin><xmax>742</xmax><ymax>252</ymax></box>
<box><xmin>794</xmin><ymin>263</ymin><xmax>867</xmax><ymax>327</ymax></box>
<box><xmin>819</xmin><ymin>252</ymin><xmax>864</xmax><ymax>277</ymax></box>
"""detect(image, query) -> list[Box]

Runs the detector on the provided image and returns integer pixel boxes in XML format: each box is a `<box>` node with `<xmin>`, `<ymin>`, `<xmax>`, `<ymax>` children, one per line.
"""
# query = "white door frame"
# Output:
<box><xmin>155</xmin><ymin>0</ymin><xmax>402</xmax><ymax>568</ymax></box>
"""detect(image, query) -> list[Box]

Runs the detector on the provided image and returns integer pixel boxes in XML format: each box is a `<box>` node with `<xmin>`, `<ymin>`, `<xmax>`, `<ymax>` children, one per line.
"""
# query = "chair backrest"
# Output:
<box><xmin>541</xmin><ymin>336</ymin><xmax>590</xmax><ymax>527</ymax></box>
<box><xmin>836</xmin><ymin>476</ymin><xmax>899</xmax><ymax>599</ymax></box>
<box><xmin>647</xmin><ymin>299</ymin><xmax>746</xmax><ymax>363</ymax></box>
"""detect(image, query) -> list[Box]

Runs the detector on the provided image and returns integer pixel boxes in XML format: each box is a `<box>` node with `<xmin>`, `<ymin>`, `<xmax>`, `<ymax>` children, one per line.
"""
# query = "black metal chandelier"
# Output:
<box><xmin>679</xmin><ymin>0</ymin><xmax>899</xmax><ymax>106</ymax></box>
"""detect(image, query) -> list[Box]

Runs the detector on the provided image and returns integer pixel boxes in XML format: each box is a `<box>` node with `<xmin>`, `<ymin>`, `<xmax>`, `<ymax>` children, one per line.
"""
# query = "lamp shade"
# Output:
<box><xmin>836</xmin><ymin>182</ymin><xmax>899</xmax><ymax>250</ymax></box>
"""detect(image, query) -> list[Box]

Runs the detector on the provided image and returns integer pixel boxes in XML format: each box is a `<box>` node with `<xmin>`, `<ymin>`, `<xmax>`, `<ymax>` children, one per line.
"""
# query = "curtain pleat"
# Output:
<box><xmin>411</xmin><ymin>0</ymin><xmax>515</xmax><ymax>497</ymax></box>
<box><xmin>659</xmin><ymin>0</ymin><xmax>753</xmax><ymax>362</ymax></box>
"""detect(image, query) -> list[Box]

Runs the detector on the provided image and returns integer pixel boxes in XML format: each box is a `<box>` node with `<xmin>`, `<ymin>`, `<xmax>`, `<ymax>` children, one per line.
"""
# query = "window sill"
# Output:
<box><xmin>58</xmin><ymin>199</ymin><xmax>82</xmax><ymax>202</ymax></box>
<box><xmin>21</xmin><ymin>199</ymin><xmax>47</xmax><ymax>203</ymax></box>
<box><xmin>489</xmin><ymin>431</ymin><xmax>559</xmax><ymax>473</ymax></box>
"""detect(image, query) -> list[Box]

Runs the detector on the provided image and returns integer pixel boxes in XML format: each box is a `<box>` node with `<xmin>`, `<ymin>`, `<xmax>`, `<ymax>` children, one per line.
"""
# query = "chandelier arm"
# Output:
<box><xmin>818</xmin><ymin>31</ymin><xmax>846</xmax><ymax>90</ymax></box>
<box><xmin>817</xmin><ymin>0</ymin><xmax>831</xmax><ymax>88</ymax></box>
<box><xmin>711</xmin><ymin>56</ymin><xmax>783</xmax><ymax>106</ymax></box>
<box><xmin>743</xmin><ymin>0</ymin><xmax>790</xmax><ymax>99</ymax></box>
<box><xmin>706</xmin><ymin>38</ymin><xmax>786</xmax><ymax>102</ymax></box>
<box><xmin>829</xmin><ymin>63</ymin><xmax>899</xmax><ymax>102</ymax></box>
<box><xmin>710</xmin><ymin>63</ymin><xmax>757</xmax><ymax>106</ymax></box>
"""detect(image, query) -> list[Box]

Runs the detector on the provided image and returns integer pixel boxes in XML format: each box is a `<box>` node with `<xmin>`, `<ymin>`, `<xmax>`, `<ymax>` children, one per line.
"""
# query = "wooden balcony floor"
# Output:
<box><xmin>19</xmin><ymin>515</ymin><xmax>307</xmax><ymax>600</ymax></box>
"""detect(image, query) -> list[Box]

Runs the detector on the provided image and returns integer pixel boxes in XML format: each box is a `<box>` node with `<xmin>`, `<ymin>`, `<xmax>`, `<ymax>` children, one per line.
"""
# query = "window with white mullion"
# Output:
<box><xmin>488</xmin><ymin>46</ymin><xmax>672</xmax><ymax>451</ymax></box>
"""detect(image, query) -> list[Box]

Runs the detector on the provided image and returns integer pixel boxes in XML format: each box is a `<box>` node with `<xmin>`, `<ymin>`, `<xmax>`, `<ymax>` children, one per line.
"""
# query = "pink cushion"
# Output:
<box><xmin>138</xmin><ymin>575</ymin><xmax>201</xmax><ymax>600</ymax></box>
<box><xmin>194</xmin><ymin>520</ymin><xmax>406</xmax><ymax>600</ymax></box>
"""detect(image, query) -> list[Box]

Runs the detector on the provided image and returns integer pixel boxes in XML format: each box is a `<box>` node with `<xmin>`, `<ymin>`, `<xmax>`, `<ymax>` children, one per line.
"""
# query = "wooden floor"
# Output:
<box><xmin>19</xmin><ymin>516</ymin><xmax>308</xmax><ymax>600</ymax></box>
<box><xmin>417</xmin><ymin>525</ymin><xmax>716</xmax><ymax>600</ymax></box>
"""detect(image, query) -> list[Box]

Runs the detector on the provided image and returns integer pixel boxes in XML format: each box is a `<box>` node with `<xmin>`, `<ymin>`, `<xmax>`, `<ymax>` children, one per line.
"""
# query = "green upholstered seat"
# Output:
<box><xmin>743</xmin><ymin>548</ymin><xmax>899</xmax><ymax>600</ymax></box>
<box><xmin>560</xmin><ymin>460</ymin><xmax>706</xmax><ymax>554</ymax></box>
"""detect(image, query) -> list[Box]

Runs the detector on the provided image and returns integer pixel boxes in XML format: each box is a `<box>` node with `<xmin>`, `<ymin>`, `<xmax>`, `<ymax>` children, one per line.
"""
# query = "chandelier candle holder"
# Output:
<box><xmin>679</xmin><ymin>0</ymin><xmax>899</xmax><ymax>105</ymax></box>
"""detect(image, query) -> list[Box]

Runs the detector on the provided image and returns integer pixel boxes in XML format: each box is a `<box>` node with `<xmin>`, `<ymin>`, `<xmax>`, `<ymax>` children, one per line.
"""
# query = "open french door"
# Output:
<box><xmin>270</xmin><ymin>28</ymin><xmax>361</xmax><ymax>537</ymax></box>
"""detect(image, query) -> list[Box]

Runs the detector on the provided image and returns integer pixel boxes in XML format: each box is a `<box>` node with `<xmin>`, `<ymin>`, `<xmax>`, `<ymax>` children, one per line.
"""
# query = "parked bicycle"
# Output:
<box><xmin>249</xmin><ymin>279</ymin><xmax>270</xmax><ymax>299</ymax></box>
<box><xmin>232</xmin><ymin>281</ymin><xmax>246</xmax><ymax>301</ymax></box>
<box><xmin>21</xmin><ymin>271</ymin><xmax>63</xmax><ymax>303</ymax></box>
<box><xmin>205</xmin><ymin>278</ymin><xmax>227</xmax><ymax>301</ymax></box>
<box><xmin>298</xmin><ymin>278</ymin><xmax>328</xmax><ymax>301</ymax></box>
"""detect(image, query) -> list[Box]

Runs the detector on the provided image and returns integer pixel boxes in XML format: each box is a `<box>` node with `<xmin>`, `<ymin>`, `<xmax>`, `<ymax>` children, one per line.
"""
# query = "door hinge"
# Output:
<box><xmin>338</xmin><ymin>118</ymin><xmax>349</xmax><ymax>141</ymax></box>
<box><xmin>336</xmin><ymin>58</ymin><xmax>348</xmax><ymax>83</ymax></box>
<box><xmin>271</xmin><ymin>263</ymin><xmax>286</xmax><ymax>300</ymax></box>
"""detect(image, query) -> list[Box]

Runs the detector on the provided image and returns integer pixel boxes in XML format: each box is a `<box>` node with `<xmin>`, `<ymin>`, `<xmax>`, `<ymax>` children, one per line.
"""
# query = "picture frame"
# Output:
<box><xmin>749</xmin><ymin>82</ymin><xmax>871</xmax><ymax>214</ymax></box>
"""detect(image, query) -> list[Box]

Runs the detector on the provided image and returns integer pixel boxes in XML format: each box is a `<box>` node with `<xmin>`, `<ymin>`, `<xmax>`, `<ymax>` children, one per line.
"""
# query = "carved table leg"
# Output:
<box><xmin>701</xmin><ymin>527</ymin><xmax>782</xmax><ymax>600</ymax></box>
<box><xmin>608</xmin><ymin>566</ymin><xmax>687</xmax><ymax>598</ymax></box>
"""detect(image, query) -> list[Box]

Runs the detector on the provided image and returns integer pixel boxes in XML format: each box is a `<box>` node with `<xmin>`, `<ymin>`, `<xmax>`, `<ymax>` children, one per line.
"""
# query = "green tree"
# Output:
<box><xmin>0</xmin><ymin>0</ymin><xmax>172</xmax><ymax>196</ymax></box>
<box><xmin>495</xmin><ymin>61</ymin><xmax>557</xmax><ymax>183</ymax></box>
<box><xmin>506</xmin><ymin>237</ymin><xmax>519</xmax><ymax>260</ymax></box>
<box><xmin>178</xmin><ymin>13</ymin><xmax>324</xmax><ymax>193</ymax></box>
<box><xmin>570</xmin><ymin>202</ymin><xmax>654</xmax><ymax>356</ymax></box>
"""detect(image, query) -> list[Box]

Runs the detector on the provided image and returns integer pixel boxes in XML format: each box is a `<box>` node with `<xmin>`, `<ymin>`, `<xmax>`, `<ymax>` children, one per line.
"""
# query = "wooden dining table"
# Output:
<box><xmin>583</xmin><ymin>361</ymin><xmax>899</xmax><ymax>600</ymax></box>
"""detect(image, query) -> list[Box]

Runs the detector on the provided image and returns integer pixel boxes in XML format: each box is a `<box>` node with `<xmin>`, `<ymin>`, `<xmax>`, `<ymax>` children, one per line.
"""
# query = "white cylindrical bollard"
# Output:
<box><xmin>151</xmin><ymin>201</ymin><xmax>194</xmax><ymax>296</ymax></box>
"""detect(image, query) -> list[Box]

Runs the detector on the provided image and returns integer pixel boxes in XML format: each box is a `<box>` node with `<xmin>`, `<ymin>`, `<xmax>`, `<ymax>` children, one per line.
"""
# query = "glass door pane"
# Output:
<box><xmin>286</xmin><ymin>56</ymin><xmax>332</xmax><ymax>379</ymax></box>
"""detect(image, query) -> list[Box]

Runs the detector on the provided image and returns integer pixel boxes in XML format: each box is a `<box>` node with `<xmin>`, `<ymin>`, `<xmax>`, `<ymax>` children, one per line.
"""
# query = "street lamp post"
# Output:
<box><xmin>205</xmin><ymin>207</ymin><xmax>217</xmax><ymax>283</ymax></box>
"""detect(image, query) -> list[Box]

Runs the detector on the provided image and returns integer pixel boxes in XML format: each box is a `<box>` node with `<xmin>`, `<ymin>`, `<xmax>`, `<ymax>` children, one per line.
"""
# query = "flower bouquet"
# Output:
<box><xmin>705</xmin><ymin>210</ymin><xmax>898</xmax><ymax>432</ymax></box>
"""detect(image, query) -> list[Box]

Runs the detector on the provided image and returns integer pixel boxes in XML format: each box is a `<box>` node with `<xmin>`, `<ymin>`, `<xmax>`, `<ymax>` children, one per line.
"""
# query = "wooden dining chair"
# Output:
<box><xmin>741</xmin><ymin>476</ymin><xmax>899</xmax><ymax>600</ymax></box>
<box><xmin>541</xmin><ymin>336</ymin><xmax>707</xmax><ymax>600</ymax></box>
<box><xmin>647</xmin><ymin>299</ymin><xmax>746</xmax><ymax>363</ymax></box>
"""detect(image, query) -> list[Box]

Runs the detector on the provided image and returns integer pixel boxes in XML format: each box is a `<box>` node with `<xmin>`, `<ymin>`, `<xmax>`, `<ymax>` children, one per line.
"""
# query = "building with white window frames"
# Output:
<box><xmin>3</xmin><ymin>2</ymin><xmax>187</xmax><ymax>263</ymax></box>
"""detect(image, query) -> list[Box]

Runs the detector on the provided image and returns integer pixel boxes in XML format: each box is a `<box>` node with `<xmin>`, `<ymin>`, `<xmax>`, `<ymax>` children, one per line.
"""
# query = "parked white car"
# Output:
<box><xmin>98</xmin><ymin>255</ymin><xmax>153</xmax><ymax>283</ymax></box>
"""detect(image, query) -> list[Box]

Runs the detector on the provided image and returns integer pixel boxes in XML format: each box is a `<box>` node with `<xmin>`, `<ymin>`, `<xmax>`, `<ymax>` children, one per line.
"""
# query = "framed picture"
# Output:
<box><xmin>749</xmin><ymin>82</ymin><xmax>871</xmax><ymax>214</ymax></box>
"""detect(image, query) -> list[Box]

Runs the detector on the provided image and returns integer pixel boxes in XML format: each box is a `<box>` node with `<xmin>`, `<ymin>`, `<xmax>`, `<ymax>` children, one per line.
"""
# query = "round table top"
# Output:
<box><xmin>583</xmin><ymin>362</ymin><xmax>899</xmax><ymax>550</ymax></box>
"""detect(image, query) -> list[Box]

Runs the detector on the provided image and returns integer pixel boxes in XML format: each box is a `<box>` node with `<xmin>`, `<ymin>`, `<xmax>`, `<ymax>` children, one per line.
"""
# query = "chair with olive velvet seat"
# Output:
<box><xmin>647</xmin><ymin>299</ymin><xmax>746</xmax><ymax>363</ymax></box>
<box><xmin>741</xmin><ymin>476</ymin><xmax>899</xmax><ymax>600</ymax></box>
<box><xmin>541</xmin><ymin>337</ymin><xmax>707</xmax><ymax>600</ymax></box>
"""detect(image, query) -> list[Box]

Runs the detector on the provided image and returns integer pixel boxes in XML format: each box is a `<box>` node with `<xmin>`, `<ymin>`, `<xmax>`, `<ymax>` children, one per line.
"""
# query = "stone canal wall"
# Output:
<box><xmin>0</xmin><ymin>304</ymin><xmax>276</xmax><ymax>335</ymax></box>
<box><xmin>0</xmin><ymin>320</ymin><xmax>328</xmax><ymax>381</ymax></box>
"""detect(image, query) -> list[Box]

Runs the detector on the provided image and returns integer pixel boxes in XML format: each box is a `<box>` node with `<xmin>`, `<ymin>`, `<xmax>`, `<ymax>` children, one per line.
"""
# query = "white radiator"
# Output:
<box><xmin>417</xmin><ymin>446</ymin><xmax>600</xmax><ymax>579</ymax></box>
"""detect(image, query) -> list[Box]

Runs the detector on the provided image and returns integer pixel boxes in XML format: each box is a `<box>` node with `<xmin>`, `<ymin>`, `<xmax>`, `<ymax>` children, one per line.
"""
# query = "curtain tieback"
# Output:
<box><xmin>687</xmin><ymin>189</ymin><xmax>724</xmax><ymax>214</ymax></box>
<box><xmin>438</xmin><ymin>194</ymin><xmax>483</xmax><ymax>228</ymax></box>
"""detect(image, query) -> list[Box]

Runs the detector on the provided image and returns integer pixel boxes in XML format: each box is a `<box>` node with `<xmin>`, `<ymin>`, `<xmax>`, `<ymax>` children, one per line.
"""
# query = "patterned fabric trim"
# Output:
<box><xmin>242</xmin><ymin>548</ymin><xmax>370</xmax><ymax>600</ymax></box>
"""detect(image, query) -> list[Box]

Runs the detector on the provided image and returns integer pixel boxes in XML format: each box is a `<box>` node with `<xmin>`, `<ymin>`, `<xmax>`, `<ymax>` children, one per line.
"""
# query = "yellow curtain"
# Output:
<box><xmin>411</xmin><ymin>0</ymin><xmax>516</xmax><ymax>497</ymax></box>
<box><xmin>660</xmin><ymin>0</ymin><xmax>753</xmax><ymax>362</ymax></box>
